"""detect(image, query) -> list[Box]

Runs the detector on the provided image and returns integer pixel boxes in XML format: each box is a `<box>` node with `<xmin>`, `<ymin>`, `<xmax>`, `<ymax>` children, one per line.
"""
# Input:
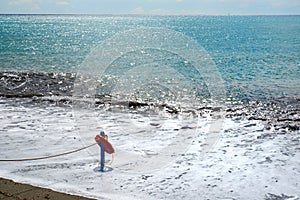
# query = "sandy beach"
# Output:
<box><xmin>0</xmin><ymin>177</ymin><xmax>94</xmax><ymax>200</ymax></box>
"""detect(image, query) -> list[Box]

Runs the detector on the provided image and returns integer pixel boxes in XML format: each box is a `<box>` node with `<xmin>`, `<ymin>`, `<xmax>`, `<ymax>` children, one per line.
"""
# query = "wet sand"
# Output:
<box><xmin>0</xmin><ymin>177</ymin><xmax>95</xmax><ymax>200</ymax></box>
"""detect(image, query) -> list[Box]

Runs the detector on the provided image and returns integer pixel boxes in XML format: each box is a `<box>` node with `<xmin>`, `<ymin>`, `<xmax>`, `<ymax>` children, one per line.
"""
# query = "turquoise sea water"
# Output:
<box><xmin>0</xmin><ymin>15</ymin><xmax>299</xmax><ymax>100</ymax></box>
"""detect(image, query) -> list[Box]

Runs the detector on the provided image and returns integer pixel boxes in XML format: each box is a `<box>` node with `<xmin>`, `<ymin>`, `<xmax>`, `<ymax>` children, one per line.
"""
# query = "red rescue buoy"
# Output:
<box><xmin>95</xmin><ymin>135</ymin><xmax>115</xmax><ymax>154</ymax></box>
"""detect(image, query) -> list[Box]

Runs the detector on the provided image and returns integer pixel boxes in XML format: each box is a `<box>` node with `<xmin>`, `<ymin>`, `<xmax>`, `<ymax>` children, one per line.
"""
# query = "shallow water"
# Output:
<box><xmin>0</xmin><ymin>97</ymin><xmax>299</xmax><ymax>199</ymax></box>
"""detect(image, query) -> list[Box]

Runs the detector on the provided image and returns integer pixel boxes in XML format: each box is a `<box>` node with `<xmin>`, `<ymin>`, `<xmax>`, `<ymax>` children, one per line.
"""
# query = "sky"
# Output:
<box><xmin>0</xmin><ymin>0</ymin><xmax>299</xmax><ymax>15</ymax></box>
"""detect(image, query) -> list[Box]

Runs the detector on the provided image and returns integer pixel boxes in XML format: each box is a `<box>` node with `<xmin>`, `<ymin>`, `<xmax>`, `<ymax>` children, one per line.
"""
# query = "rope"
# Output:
<box><xmin>0</xmin><ymin>143</ymin><xmax>97</xmax><ymax>162</ymax></box>
<box><xmin>108</xmin><ymin>153</ymin><xmax>114</xmax><ymax>165</ymax></box>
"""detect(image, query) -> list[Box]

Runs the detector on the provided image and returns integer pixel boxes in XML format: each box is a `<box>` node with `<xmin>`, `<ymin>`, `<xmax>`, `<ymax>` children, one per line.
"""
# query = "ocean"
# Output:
<box><xmin>0</xmin><ymin>15</ymin><xmax>299</xmax><ymax>199</ymax></box>
<box><xmin>0</xmin><ymin>15</ymin><xmax>299</xmax><ymax>99</ymax></box>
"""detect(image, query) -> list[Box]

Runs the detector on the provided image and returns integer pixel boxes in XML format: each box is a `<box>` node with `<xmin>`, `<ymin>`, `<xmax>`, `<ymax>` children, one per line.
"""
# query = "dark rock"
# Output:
<box><xmin>265</xmin><ymin>193</ymin><xmax>296</xmax><ymax>200</ymax></box>
<box><xmin>287</xmin><ymin>124</ymin><xmax>299</xmax><ymax>131</ymax></box>
<box><xmin>244</xmin><ymin>123</ymin><xmax>256</xmax><ymax>127</ymax></box>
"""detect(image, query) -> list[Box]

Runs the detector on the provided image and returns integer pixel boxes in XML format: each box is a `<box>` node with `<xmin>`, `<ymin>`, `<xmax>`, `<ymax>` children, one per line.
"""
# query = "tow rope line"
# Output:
<box><xmin>0</xmin><ymin>143</ymin><xmax>97</xmax><ymax>162</ymax></box>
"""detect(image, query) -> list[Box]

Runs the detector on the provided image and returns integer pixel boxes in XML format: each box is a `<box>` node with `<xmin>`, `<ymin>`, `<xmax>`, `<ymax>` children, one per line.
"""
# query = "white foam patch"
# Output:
<box><xmin>1</xmin><ymin>99</ymin><xmax>299</xmax><ymax>199</ymax></box>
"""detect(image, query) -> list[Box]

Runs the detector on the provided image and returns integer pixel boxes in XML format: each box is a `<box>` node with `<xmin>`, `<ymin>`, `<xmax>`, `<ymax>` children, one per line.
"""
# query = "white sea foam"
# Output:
<box><xmin>0</xmin><ymin>98</ymin><xmax>299</xmax><ymax>199</ymax></box>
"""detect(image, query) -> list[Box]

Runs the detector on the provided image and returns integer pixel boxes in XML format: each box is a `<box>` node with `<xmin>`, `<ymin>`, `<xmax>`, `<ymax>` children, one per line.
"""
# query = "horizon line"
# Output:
<box><xmin>0</xmin><ymin>13</ymin><xmax>299</xmax><ymax>17</ymax></box>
